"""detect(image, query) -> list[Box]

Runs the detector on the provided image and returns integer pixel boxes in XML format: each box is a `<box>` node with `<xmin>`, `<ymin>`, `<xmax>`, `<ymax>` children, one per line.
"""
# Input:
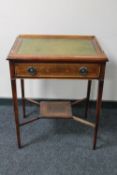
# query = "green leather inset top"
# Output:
<box><xmin>17</xmin><ymin>38</ymin><xmax>97</xmax><ymax>56</ymax></box>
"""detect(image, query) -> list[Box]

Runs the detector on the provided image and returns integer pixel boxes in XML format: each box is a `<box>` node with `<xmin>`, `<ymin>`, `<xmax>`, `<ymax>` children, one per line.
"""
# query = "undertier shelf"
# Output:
<box><xmin>40</xmin><ymin>101</ymin><xmax>72</xmax><ymax>118</ymax></box>
<box><xmin>39</xmin><ymin>101</ymin><xmax>95</xmax><ymax>128</ymax></box>
<box><xmin>20</xmin><ymin>100</ymin><xmax>95</xmax><ymax>128</ymax></box>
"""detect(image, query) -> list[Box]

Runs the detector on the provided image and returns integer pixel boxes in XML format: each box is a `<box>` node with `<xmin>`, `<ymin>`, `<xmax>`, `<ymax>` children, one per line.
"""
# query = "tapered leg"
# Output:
<box><xmin>11</xmin><ymin>79</ymin><xmax>21</xmax><ymax>148</ymax></box>
<box><xmin>21</xmin><ymin>79</ymin><xmax>26</xmax><ymax>118</ymax></box>
<box><xmin>93</xmin><ymin>80</ymin><xmax>104</xmax><ymax>150</ymax></box>
<box><xmin>85</xmin><ymin>80</ymin><xmax>92</xmax><ymax>119</ymax></box>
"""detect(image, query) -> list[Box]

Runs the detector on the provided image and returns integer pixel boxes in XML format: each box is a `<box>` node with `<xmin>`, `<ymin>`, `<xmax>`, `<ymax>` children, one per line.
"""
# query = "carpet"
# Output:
<box><xmin>0</xmin><ymin>103</ymin><xmax>117</xmax><ymax>175</ymax></box>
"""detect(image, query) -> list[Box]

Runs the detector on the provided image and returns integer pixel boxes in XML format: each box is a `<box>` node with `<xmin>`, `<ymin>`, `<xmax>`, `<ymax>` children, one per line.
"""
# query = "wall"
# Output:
<box><xmin>0</xmin><ymin>0</ymin><xmax>117</xmax><ymax>100</ymax></box>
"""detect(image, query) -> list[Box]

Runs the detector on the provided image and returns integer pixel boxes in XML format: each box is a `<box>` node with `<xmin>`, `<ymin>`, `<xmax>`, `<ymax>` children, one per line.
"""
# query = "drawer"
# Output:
<box><xmin>15</xmin><ymin>63</ymin><xmax>101</xmax><ymax>79</ymax></box>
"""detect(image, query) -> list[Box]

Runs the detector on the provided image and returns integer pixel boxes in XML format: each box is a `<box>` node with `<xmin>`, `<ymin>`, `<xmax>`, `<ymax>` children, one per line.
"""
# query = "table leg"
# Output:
<box><xmin>85</xmin><ymin>80</ymin><xmax>92</xmax><ymax>119</ymax></box>
<box><xmin>21</xmin><ymin>79</ymin><xmax>26</xmax><ymax>118</ymax></box>
<box><xmin>11</xmin><ymin>79</ymin><xmax>21</xmax><ymax>148</ymax></box>
<box><xmin>93</xmin><ymin>80</ymin><xmax>104</xmax><ymax>150</ymax></box>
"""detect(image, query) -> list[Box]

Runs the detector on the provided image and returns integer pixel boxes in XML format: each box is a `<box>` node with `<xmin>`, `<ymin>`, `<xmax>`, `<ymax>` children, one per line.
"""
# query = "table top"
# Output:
<box><xmin>7</xmin><ymin>35</ymin><xmax>108</xmax><ymax>62</ymax></box>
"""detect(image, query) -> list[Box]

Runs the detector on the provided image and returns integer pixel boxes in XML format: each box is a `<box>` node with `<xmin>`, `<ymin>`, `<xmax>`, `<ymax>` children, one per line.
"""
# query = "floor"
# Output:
<box><xmin>0</xmin><ymin>102</ymin><xmax>117</xmax><ymax>175</ymax></box>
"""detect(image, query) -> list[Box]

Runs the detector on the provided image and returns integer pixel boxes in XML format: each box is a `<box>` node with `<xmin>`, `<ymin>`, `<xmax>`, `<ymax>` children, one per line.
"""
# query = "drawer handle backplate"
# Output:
<box><xmin>79</xmin><ymin>67</ymin><xmax>88</xmax><ymax>75</ymax></box>
<box><xmin>27</xmin><ymin>67</ymin><xmax>37</xmax><ymax>75</ymax></box>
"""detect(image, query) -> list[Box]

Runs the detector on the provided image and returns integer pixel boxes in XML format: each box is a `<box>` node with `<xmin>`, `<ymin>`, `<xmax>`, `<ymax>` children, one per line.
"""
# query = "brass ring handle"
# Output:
<box><xmin>27</xmin><ymin>67</ymin><xmax>37</xmax><ymax>75</ymax></box>
<box><xmin>79</xmin><ymin>66</ymin><xmax>88</xmax><ymax>75</ymax></box>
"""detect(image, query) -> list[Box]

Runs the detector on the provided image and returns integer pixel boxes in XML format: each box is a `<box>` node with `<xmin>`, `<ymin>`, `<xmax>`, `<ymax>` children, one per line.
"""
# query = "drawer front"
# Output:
<box><xmin>15</xmin><ymin>63</ymin><xmax>100</xmax><ymax>78</ymax></box>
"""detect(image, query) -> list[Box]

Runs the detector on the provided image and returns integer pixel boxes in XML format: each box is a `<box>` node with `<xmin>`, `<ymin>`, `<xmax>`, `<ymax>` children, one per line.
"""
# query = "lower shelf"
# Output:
<box><xmin>20</xmin><ymin>100</ymin><xmax>95</xmax><ymax>129</ymax></box>
<box><xmin>40</xmin><ymin>101</ymin><xmax>72</xmax><ymax>118</ymax></box>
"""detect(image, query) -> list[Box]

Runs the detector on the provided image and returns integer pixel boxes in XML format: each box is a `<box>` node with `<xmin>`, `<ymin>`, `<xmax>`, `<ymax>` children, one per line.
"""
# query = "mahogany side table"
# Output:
<box><xmin>7</xmin><ymin>35</ymin><xmax>108</xmax><ymax>149</ymax></box>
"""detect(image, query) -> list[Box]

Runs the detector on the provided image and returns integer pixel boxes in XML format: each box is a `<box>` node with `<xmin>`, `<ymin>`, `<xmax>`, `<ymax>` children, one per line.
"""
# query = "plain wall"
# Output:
<box><xmin>0</xmin><ymin>0</ymin><xmax>117</xmax><ymax>100</ymax></box>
